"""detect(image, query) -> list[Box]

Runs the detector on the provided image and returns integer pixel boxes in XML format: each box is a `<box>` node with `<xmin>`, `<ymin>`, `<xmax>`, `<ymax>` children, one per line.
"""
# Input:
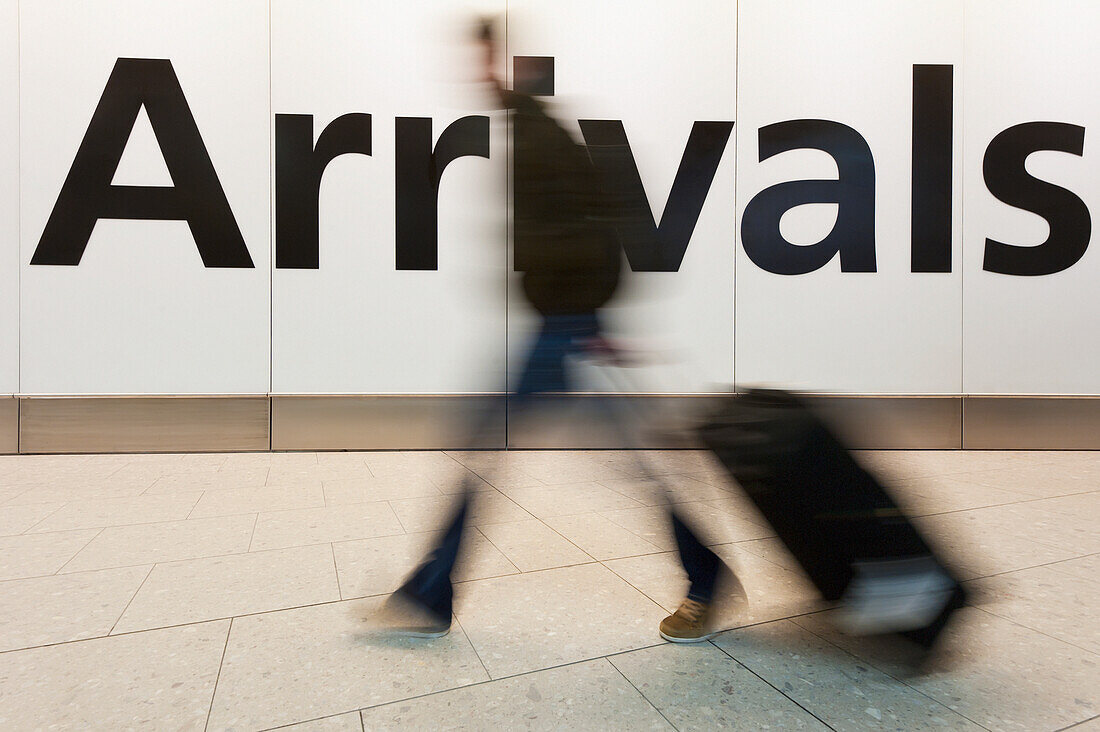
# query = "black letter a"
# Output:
<box><xmin>32</xmin><ymin>58</ymin><xmax>252</xmax><ymax>267</ymax></box>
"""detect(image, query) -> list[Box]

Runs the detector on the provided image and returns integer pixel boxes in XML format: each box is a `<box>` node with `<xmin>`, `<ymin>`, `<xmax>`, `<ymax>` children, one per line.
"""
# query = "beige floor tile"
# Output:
<box><xmin>389</xmin><ymin>491</ymin><xmax>532</xmax><ymax>533</ymax></box>
<box><xmin>594</xmin><ymin>449</ymin><xmax>726</xmax><ymax>478</ymax></box>
<box><xmin>499</xmin><ymin>481</ymin><xmax>646</xmax><ymax>519</ymax></box>
<box><xmin>795</xmin><ymin>608</ymin><xmax>1100</xmax><ymax>732</ymax></box>
<box><xmin>333</xmin><ymin>529</ymin><xmax>518</xmax><ymax>599</ymax></box>
<box><xmin>915</xmin><ymin>512</ymin><xmax>1080</xmax><ymax>579</ymax></box>
<box><xmin>0</xmin><ymin>565</ymin><xmax>151</xmax><ymax>651</ymax></box>
<box><xmin>264</xmin><ymin>465</ymin><xmax>336</xmax><ymax>487</ymax></box>
<box><xmin>497</xmin><ymin>452</ymin><xmax>634</xmax><ymax>485</ymax></box>
<box><xmin>250</xmin><ymin>503</ymin><xmax>404</xmax><ymax>552</ymax></box>
<box><xmin>1020</xmin><ymin>491</ymin><xmax>1100</xmax><ymax>518</ymax></box>
<box><xmin>610</xmin><ymin>643</ymin><xmax>830</xmax><ymax>730</ymax></box>
<box><xmin>363</xmin><ymin>452</ymin><xmax>465</xmax><ymax>481</ymax></box>
<box><xmin>188</xmin><ymin>484</ymin><xmax>326</xmax><ymax>519</ymax></box>
<box><xmin>544</xmin><ymin>513</ymin><xmax>663</xmax><ymax>560</ymax></box>
<box><xmin>0</xmin><ymin>620</ymin><xmax>229</xmax><ymax>730</ymax></box>
<box><xmin>734</xmin><ymin>536</ymin><xmax>804</xmax><ymax>573</ymax></box>
<box><xmin>278</xmin><ymin>711</ymin><xmax>364</xmax><ymax>731</ymax></box>
<box><xmin>598</xmin><ymin>505</ymin><xmax>677</xmax><ymax>551</ymax></box>
<box><xmin>3</xmin><ymin>481</ymin><xmax>153</xmax><ymax>504</ymax></box>
<box><xmin>854</xmin><ymin>450</ymin><xmax>1037</xmax><ymax>481</ymax></box>
<box><xmin>1046</xmin><ymin>553</ymin><xmax>1100</xmax><ymax>583</ymax></box>
<box><xmin>145</xmin><ymin>468</ymin><xmax>270</xmax><ymax>494</ymax></box>
<box><xmin>61</xmin><ymin>514</ymin><xmax>256</xmax><ymax>573</ymax></box>
<box><xmin>934</xmin><ymin>503</ymin><xmax>1100</xmax><ymax>556</ymax></box>
<box><xmin>701</xmin><ymin>495</ymin><xmax>776</xmax><ymax>530</ymax></box>
<box><xmin>359</xmin><ymin>658</ymin><xmax>672</xmax><ymax>731</ymax></box>
<box><xmin>313</xmin><ymin>451</ymin><xmax>371</xmax><ymax>468</ymax></box>
<box><xmin>0</xmin><ymin>488</ymin><xmax>32</xmax><ymax>505</ymax></box>
<box><xmin>477</xmin><ymin>519</ymin><xmax>593</xmax><ymax>572</ymax></box>
<box><xmin>604</xmin><ymin>546</ymin><xmax>818</xmax><ymax>626</ymax></box>
<box><xmin>714</xmin><ymin>619</ymin><xmax>982</xmax><ymax>730</ymax></box>
<box><xmin>601</xmin><ymin>503</ymin><xmax>772</xmax><ymax>552</ymax></box>
<box><xmin>969</xmin><ymin>565</ymin><xmax>1100</xmax><ymax>654</ymax></box>
<box><xmin>207</xmin><ymin>597</ymin><xmax>489</xmax><ymax>731</ymax></box>
<box><xmin>593</xmin><ymin>477</ymin><xmax>674</xmax><ymax>506</ymax></box>
<box><xmin>218</xmin><ymin>452</ymin><xmax>280</xmax><ymax>470</ymax></box>
<box><xmin>960</xmin><ymin>463</ymin><xmax>1100</xmax><ymax>498</ymax></box>
<box><xmin>27</xmin><ymin>491</ymin><xmax>204</xmax><ymax>532</ymax></box>
<box><xmin>321</xmin><ymin>476</ymin><xmax>441</xmax><ymax>505</ymax></box>
<box><xmin>893</xmin><ymin>475</ymin><xmax>1035</xmax><ymax>516</ymax></box>
<box><xmin>599</xmin><ymin>473</ymin><xmax>738</xmax><ymax>507</ymax></box>
<box><xmin>0</xmin><ymin>502</ymin><xmax>65</xmax><ymax>536</ymax></box>
<box><xmin>444</xmin><ymin>451</ymin><xmax>546</xmax><ymax>489</ymax></box>
<box><xmin>113</xmin><ymin>544</ymin><xmax>340</xmax><ymax>633</ymax></box>
<box><xmin>0</xmin><ymin>529</ymin><xmax>101</xmax><ymax>580</ymax></box>
<box><xmin>469</xmin><ymin>466</ymin><xmax>548</xmax><ymax>491</ymax></box>
<box><xmin>452</xmin><ymin>563</ymin><xmax>667</xmax><ymax>678</ymax></box>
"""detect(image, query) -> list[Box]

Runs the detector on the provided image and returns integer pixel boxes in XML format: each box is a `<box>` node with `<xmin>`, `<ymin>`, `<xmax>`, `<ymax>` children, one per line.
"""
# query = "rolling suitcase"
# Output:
<box><xmin>698</xmin><ymin>388</ymin><xmax>965</xmax><ymax>646</ymax></box>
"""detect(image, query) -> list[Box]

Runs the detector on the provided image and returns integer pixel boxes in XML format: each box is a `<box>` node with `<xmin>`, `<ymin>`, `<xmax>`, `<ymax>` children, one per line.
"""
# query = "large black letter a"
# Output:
<box><xmin>741</xmin><ymin>120</ymin><xmax>876</xmax><ymax>275</ymax></box>
<box><xmin>32</xmin><ymin>58</ymin><xmax>252</xmax><ymax>267</ymax></box>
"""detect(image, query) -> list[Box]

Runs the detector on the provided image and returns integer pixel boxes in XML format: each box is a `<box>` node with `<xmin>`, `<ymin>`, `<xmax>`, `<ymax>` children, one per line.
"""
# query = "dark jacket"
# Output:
<box><xmin>503</xmin><ymin>90</ymin><xmax>622</xmax><ymax>316</ymax></box>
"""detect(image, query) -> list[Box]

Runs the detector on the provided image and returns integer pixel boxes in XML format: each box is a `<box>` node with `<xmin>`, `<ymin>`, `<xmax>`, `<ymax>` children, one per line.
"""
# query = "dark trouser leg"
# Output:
<box><xmin>400</xmin><ymin>490</ymin><xmax>470</xmax><ymax>619</ymax></box>
<box><xmin>671</xmin><ymin>511</ymin><xmax>721</xmax><ymax>603</ymax></box>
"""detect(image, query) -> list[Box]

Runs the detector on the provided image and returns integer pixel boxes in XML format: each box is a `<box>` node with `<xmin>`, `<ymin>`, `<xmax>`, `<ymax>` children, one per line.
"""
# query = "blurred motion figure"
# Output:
<box><xmin>375</xmin><ymin>17</ymin><xmax>731</xmax><ymax>643</ymax></box>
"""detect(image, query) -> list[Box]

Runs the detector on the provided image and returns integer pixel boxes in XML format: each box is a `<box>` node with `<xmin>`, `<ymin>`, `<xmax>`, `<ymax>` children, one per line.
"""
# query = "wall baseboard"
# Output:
<box><xmin>18</xmin><ymin>397</ymin><xmax>270</xmax><ymax>454</ymax></box>
<box><xmin>9</xmin><ymin>394</ymin><xmax>1099</xmax><ymax>453</ymax></box>
<box><xmin>0</xmin><ymin>397</ymin><xmax>16</xmax><ymax>454</ymax></box>
<box><xmin>963</xmin><ymin>396</ymin><xmax>1100</xmax><ymax>450</ymax></box>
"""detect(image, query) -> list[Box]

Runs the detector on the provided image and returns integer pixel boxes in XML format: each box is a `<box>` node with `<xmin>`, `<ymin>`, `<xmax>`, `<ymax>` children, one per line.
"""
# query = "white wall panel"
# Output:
<box><xmin>19</xmin><ymin>0</ymin><xmax>270</xmax><ymax>394</ymax></box>
<box><xmin>506</xmin><ymin>0</ymin><xmax>736</xmax><ymax>393</ymax></box>
<box><xmin>270</xmin><ymin>1</ymin><xmax>507</xmax><ymax>394</ymax></box>
<box><xmin>735</xmin><ymin>0</ymin><xmax>963</xmax><ymax>394</ymax></box>
<box><xmin>0</xmin><ymin>0</ymin><xmax>18</xmax><ymax>394</ymax></box>
<box><xmin>962</xmin><ymin>0</ymin><xmax>1100</xmax><ymax>395</ymax></box>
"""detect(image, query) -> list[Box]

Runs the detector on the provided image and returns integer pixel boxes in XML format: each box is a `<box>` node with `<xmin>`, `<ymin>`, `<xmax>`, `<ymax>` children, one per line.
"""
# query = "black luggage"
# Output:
<box><xmin>698</xmin><ymin>388</ymin><xmax>964</xmax><ymax>645</ymax></box>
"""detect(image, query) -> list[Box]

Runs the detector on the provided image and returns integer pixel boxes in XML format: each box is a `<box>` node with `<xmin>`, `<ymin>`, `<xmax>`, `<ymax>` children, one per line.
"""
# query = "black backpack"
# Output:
<box><xmin>509</xmin><ymin>93</ymin><xmax>623</xmax><ymax>315</ymax></box>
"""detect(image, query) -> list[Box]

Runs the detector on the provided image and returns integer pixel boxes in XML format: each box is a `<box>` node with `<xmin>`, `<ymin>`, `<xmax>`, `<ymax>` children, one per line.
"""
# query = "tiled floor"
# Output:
<box><xmin>0</xmin><ymin>449</ymin><xmax>1097</xmax><ymax>731</ymax></box>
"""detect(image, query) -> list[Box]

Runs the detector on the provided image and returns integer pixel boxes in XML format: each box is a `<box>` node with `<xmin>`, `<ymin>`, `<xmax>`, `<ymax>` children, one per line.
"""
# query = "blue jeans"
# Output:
<box><xmin>399</xmin><ymin>314</ymin><xmax>721</xmax><ymax>618</ymax></box>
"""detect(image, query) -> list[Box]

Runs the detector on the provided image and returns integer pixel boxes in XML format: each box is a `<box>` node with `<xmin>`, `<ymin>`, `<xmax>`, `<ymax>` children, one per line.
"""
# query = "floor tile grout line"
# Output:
<box><xmin>786</xmin><ymin>615</ymin><xmax>998</xmax><ymax>732</ymax></box>
<box><xmin>246</xmin><ymin>512</ymin><xmax>260</xmax><ymax>552</ymax></box>
<box><xmin>470</xmin><ymin>525</ymin><xmax>523</xmax><ymax>575</ymax></box>
<box><xmin>387</xmin><ymin>499</ymin><xmax>409</xmax><ymax>534</ymax></box>
<box><xmin>706</xmin><ymin>638</ymin><xmax>839</xmax><ymax>732</ymax></box>
<box><xmin>184</xmin><ymin>488</ymin><xmax>208</xmax><ymax>520</ymax></box>
<box><xmin>51</xmin><ymin>526</ymin><xmax>106</xmax><ymax>575</ymax></box>
<box><xmin>0</xmin><ymin>594</ymin><xmax>834</xmax><ymax>659</ymax></box>
<box><xmin>597</xmin><ymin>557</ymin><xmax>677</xmax><ymax>614</ymax></box>
<box><xmin>961</xmin><ymin>550</ymin><xmax>1100</xmax><ymax>584</ymax></box>
<box><xmin>453</xmin><ymin>614</ymin><xmax>493</xmax><ymax>682</ymax></box>
<box><xmin>14</xmin><ymin>501</ymin><xmax>67</xmax><ymax>535</ymax></box>
<box><xmin>329</xmin><ymin>542</ymin><xmax>343</xmax><ymax>600</ymax></box>
<box><xmin>964</xmin><ymin>605</ymin><xmax>1100</xmax><ymax>659</ymax></box>
<box><xmin>344</xmin><ymin>608</ymin><xmax>850</xmax><ymax>724</ymax></box>
<box><xmin>910</xmin><ymin>488</ymin><xmax>1100</xmax><ymax>520</ymax></box>
<box><xmin>348</xmin><ymin>642</ymin><xmax>677</xmax><ymax>718</ymax></box>
<box><xmin>203</xmin><ymin>616</ymin><xmax>233</xmax><ymax>732</ymax></box>
<box><xmin>107</xmin><ymin>563</ymin><xmax>156</xmax><ymax>636</ymax></box>
<box><xmin>5</xmin><ymin>532</ymin><xmax>404</xmax><ymax>586</ymax></box>
<box><xmin>1055</xmin><ymin>713</ymin><xmax>1100</xmax><ymax>731</ymax></box>
<box><xmin>606</xmin><ymin>657</ymin><xmax>680</xmax><ymax>730</ymax></box>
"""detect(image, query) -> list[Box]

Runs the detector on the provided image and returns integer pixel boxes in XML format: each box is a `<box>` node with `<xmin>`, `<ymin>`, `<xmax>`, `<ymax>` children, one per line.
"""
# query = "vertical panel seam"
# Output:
<box><xmin>267</xmin><ymin>0</ymin><xmax>274</xmax><ymax>451</ymax></box>
<box><xmin>733</xmin><ymin>0</ymin><xmax>739</xmax><ymax>393</ymax></box>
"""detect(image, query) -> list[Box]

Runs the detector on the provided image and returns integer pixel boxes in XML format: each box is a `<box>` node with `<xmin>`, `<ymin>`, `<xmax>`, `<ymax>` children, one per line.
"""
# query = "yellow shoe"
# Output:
<box><xmin>659</xmin><ymin>598</ymin><xmax>716</xmax><ymax>643</ymax></box>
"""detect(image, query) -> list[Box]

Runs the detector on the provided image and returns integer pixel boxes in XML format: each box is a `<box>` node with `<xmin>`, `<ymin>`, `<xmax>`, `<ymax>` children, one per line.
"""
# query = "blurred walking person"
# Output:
<box><xmin>375</xmin><ymin>18</ymin><xmax>730</xmax><ymax>643</ymax></box>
